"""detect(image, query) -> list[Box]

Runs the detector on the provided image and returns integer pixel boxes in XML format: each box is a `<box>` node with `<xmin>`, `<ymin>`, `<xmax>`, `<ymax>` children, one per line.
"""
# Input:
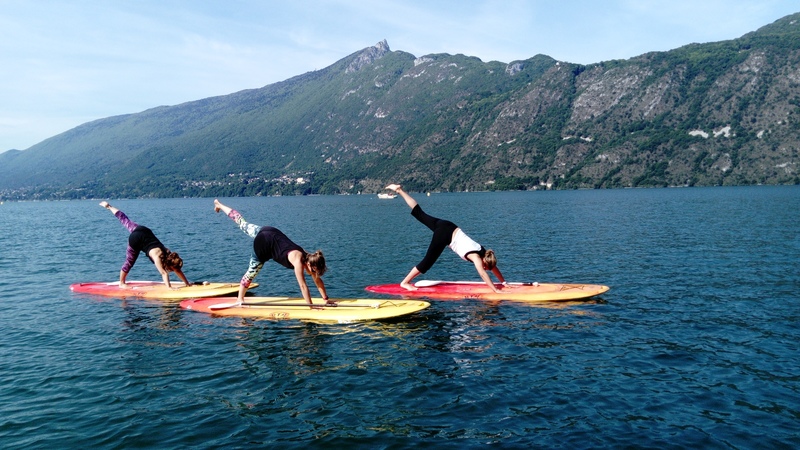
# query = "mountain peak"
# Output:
<box><xmin>346</xmin><ymin>39</ymin><xmax>391</xmax><ymax>73</ymax></box>
<box><xmin>5</xmin><ymin>12</ymin><xmax>800</xmax><ymax>199</ymax></box>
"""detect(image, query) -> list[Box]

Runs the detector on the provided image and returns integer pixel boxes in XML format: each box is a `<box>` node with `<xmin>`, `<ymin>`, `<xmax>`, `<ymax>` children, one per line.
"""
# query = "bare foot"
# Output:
<box><xmin>99</xmin><ymin>201</ymin><xmax>110</xmax><ymax>209</ymax></box>
<box><xmin>385</xmin><ymin>184</ymin><xmax>401</xmax><ymax>192</ymax></box>
<box><xmin>400</xmin><ymin>282</ymin><xmax>418</xmax><ymax>291</ymax></box>
<box><xmin>213</xmin><ymin>199</ymin><xmax>222</xmax><ymax>213</ymax></box>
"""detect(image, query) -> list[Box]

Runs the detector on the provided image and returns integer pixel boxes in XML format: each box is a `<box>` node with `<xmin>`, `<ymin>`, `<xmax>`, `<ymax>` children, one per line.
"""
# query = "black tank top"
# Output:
<box><xmin>128</xmin><ymin>226</ymin><xmax>165</xmax><ymax>262</ymax></box>
<box><xmin>253</xmin><ymin>226</ymin><xmax>304</xmax><ymax>269</ymax></box>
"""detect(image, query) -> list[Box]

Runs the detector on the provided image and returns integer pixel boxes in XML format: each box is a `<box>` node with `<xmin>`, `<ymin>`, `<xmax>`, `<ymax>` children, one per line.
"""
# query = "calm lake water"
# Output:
<box><xmin>0</xmin><ymin>187</ymin><xmax>798</xmax><ymax>449</ymax></box>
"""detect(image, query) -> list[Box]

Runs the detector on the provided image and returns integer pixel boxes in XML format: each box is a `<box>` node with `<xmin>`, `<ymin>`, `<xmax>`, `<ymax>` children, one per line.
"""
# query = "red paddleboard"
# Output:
<box><xmin>70</xmin><ymin>281</ymin><xmax>256</xmax><ymax>300</ymax></box>
<box><xmin>365</xmin><ymin>280</ymin><xmax>609</xmax><ymax>302</ymax></box>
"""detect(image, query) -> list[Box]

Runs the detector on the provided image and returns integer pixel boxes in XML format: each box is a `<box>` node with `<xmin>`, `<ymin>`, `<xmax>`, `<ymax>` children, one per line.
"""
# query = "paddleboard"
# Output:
<box><xmin>365</xmin><ymin>280</ymin><xmax>610</xmax><ymax>302</ymax></box>
<box><xmin>69</xmin><ymin>281</ymin><xmax>256</xmax><ymax>300</ymax></box>
<box><xmin>180</xmin><ymin>296</ymin><xmax>430</xmax><ymax>322</ymax></box>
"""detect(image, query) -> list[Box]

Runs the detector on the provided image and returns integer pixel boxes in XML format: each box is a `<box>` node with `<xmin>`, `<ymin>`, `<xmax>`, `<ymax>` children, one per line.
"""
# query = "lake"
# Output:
<box><xmin>0</xmin><ymin>186</ymin><xmax>798</xmax><ymax>448</ymax></box>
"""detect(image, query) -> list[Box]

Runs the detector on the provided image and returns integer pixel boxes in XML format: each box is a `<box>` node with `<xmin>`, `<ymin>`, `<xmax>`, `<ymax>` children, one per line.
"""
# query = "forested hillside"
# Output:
<box><xmin>2</xmin><ymin>13</ymin><xmax>799</xmax><ymax>200</ymax></box>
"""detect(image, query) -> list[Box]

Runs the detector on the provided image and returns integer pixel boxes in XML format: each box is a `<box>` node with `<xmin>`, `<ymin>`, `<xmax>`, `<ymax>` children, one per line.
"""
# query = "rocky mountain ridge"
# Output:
<box><xmin>2</xmin><ymin>14</ymin><xmax>799</xmax><ymax>200</ymax></box>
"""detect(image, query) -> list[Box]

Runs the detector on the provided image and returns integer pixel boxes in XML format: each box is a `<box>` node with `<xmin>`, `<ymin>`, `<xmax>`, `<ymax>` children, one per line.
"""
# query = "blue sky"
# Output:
<box><xmin>1</xmin><ymin>0</ymin><xmax>798</xmax><ymax>152</ymax></box>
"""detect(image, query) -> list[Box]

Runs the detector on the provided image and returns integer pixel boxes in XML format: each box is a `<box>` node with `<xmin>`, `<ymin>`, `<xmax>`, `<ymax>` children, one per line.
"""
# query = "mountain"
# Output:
<box><xmin>2</xmin><ymin>14</ymin><xmax>800</xmax><ymax>200</ymax></box>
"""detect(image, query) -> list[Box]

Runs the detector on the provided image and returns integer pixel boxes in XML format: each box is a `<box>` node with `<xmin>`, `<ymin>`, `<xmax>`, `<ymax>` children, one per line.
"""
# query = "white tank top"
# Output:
<box><xmin>449</xmin><ymin>229</ymin><xmax>482</xmax><ymax>260</ymax></box>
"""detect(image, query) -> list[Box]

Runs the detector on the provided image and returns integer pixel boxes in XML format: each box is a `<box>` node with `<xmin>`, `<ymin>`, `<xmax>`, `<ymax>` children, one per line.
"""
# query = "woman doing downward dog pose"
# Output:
<box><xmin>385</xmin><ymin>184</ymin><xmax>506</xmax><ymax>292</ymax></box>
<box><xmin>100</xmin><ymin>201</ymin><xmax>190</xmax><ymax>289</ymax></box>
<box><xmin>213</xmin><ymin>199</ymin><xmax>329</xmax><ymax>306</ymax></box>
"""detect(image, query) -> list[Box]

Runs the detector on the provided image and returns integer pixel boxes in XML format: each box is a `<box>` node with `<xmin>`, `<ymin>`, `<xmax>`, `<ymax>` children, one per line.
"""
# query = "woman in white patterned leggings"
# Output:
<box><xmin>213</xmin><ymin>199</ymin><xmax>329</xmax><ymax>306</ymax></box>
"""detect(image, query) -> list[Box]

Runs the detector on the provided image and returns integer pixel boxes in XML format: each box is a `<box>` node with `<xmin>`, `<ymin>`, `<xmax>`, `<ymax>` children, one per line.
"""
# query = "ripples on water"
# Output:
<box><xmin>0</xmin><ymin>187</ymin><xmax>798</xmax><ymax>448</ymax></box>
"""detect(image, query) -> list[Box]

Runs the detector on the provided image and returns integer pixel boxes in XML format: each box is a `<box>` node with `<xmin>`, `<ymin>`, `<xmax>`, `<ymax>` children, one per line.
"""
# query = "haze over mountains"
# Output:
<box><xmin>2</xmin><ymin>13</ymin><xmax>799</xmax><ymax>200</ymax></box>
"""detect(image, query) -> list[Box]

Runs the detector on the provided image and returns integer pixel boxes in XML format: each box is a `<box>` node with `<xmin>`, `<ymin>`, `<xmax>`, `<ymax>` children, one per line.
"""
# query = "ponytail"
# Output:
<box><xmin>305</xmin><ymin>250</ymin><xmax>327</xmax><ymax>276</ymax></box>
<box><xmin>482</xmin><ymin>249</ymin><xmax>497</xmax><ymax>270</ymax></box>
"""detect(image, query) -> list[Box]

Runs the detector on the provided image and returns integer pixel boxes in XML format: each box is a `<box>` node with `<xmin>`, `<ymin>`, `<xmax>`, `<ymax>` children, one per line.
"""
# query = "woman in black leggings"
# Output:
<box><xmin>385</xmin><ymin>184</ymin><xmax>506</xmax><ymax>292</ymax></box>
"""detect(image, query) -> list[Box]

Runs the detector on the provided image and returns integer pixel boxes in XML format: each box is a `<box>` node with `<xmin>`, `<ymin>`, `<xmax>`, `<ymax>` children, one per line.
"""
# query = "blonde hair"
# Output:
<box><xmin>482</xmin><ymin>249</ymin><xmax>497</xmax><ymax>270</ymax></box>
<box><xmin>305</xmin><ymin>250</ymin><xmax>327</xmax><ymax>276</ymax></box>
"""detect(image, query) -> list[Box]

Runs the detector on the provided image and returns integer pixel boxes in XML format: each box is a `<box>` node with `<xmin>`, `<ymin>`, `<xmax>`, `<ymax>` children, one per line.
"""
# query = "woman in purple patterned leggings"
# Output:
<box><xmin>100</xmin><ymin>201</ymin><xmax>190</xmax><ymax>289</ymax></box>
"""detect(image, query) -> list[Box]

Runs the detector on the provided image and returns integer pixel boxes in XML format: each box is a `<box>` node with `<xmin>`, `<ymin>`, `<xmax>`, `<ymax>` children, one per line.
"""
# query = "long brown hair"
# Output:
<box><xmin>304</xmin><ymin>250</ymin><xmax>327</xmax><ymax>276</ymax></box>
<box><xmin>161</xmin><ymin>249</ymin><xmax>183</xmax><ymax>272</ymax></box>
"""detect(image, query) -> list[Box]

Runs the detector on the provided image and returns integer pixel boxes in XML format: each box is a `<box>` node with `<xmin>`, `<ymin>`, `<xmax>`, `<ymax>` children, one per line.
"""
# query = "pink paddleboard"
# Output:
<box><xmin>365</xmin><ymin>280</ymin><xmax>609</xmax><ymax>302</ymax></box>
<box><xmin>70</xmin><ymin>281</ymin><xmax>256</xmax><ymax>300</ymax></box>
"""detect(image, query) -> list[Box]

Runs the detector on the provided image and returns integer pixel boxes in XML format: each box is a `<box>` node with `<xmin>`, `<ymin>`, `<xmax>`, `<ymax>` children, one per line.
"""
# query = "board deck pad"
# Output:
<box><xmin>365</xmin><ymin>281</ymin><xmax>610</xmax><ymax>302</ymax></box>
<box><xmin>69</xmin><ymin>281</ymin><xmax>256</xmax><ymax>300</ymax></box>
<box><xmin>180</xmin><ymin>296</ymin><xmax>430</xmax><ymax>322</ymax></box>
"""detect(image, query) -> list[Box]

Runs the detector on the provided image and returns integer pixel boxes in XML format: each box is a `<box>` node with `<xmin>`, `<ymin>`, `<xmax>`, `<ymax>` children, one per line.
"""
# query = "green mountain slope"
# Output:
<box><xmin>2</xmin><ymin>13</ymin><xmax>800</xmax><ymax>200</ymax></box>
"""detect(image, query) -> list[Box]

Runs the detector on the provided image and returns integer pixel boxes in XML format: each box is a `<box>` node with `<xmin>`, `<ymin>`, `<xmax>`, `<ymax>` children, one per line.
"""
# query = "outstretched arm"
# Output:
<box><xmin>386</xmin><ymin>184</ymin><xmax>418</xmax><ymax>210</ymax></box>
<box><xmin>309</xmin><ymin>271</ymin><xmax>329</xmax><ymax>303</ymax></box>
<box><xmin>492</xmin><ymin>266</ymin><xmax>506</xmax><ymax>284</ymax></box>
<box><xmin>151</xmin><ymin>251</ymin><xmax>173</xmax><ymax>288</ymax></box>
<box><xmin>468</xmin><ymin>253</ymin><xmax>501</xmax><ymax>293</ymax></box>
<box><xmin>294</xmin><ymin>263</ymin><xmax>313</xmax><ymax>305</ymax></box>
<box><xmin>173</xmin><ymin>268</ymin><xmax>190</xmax><ymax>286</ymax></box>
<box><xmin>288</xmin><ymin>250</ymin><xmax>314</xmax><ymax>305</ymax></box>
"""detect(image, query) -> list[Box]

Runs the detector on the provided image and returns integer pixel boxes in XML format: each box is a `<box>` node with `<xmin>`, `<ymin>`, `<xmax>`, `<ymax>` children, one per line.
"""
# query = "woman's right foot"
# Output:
<box><xmin>213</xmin><ymin>199</ymin><xmax>222</xmax><ymax>213</ymax></box>
<box><xmin>400</xmin><ymin>281</ymin><xmax>418</xmax><ymax>291</ymax></box>
<box><xmin>99</xmin><ymin>201</ymin><xmax>110</xmax><ymax>209</ymax></box>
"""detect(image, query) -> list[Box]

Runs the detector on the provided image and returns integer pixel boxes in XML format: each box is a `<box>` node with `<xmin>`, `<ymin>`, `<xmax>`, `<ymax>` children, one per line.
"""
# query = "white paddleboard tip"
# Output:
<box><xmin>209</xmin><ymin>302</ymin><xmax>241</xmax><ymax>311</ymax></box>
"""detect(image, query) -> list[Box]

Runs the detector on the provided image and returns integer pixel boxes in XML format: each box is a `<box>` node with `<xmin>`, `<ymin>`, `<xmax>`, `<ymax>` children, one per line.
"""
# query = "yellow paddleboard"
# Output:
<box><xmin>180</xmin><ymin>296</ymin><xmax>430</xmax><ymax>322</ymax></box>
